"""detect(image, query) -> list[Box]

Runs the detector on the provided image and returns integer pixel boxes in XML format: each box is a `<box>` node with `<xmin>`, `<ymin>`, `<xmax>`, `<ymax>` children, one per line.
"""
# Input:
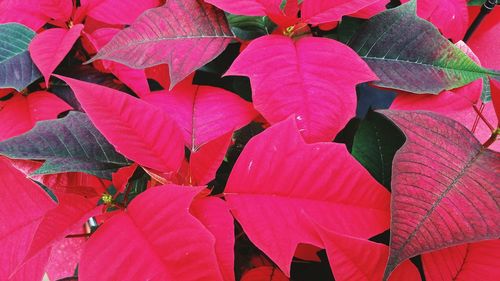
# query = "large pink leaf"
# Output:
<box><xmin>224</xmin><ymin>117</ymin><xmax>390</xmax><ymax>275</ymax></box>
<box><xmin>9</xmin><ymin>248</ymin><xmax>51</xmax><ymax>281</ymax></box>
<box><xmin>83</xmin><ymin>0</ymin><xmax>160</xmax><ymax>25</ymax></box>
<box><xmin>79</xmin><ymin>185</ymin><xmax>223</xmax><ymax>281</ymax></box>
<box><xmin>379</xmin><ymin>110</ymin><xmax>500</xmax><ymax>279</ymax></box>
<box><xmin>143</xmin><ymin>80</ymin><xmax>256</xmax><ymax>150</ymax></box>
<box><xmin>40</xmin><ymin>0</ymin><xmax>73</xmax><ymax>22</ymax></box>
<box><xmin>422</xmin><ymin>240</ymin><xmax>500</xmax><ymax>281</ymax></box>
<box><xmin>57</xmin><ymin>76</ymin><xmax>184</xmax><ymax>173</ymax></box>
<box><xmin>491</xmin><ymin>79</ymin><xmax>500</xmax><ymax>124</ymax></box>
<box><xmin>191</xmin><ymin>197</ymin><xmax>235</xmax><ymax>281</ymax></box>
<box><xmin>23</xmin><ymin>195</ymin><xmax>98</xmax><ymax>265</ymax></box>
<box><xmin>312</xmin><ymin>223</ymin><xmax>421</xmax><ymax>281</ymax></box>
<box><xmin>0</xmin><ymin>91</ymin><xmax>71</xmax><ymax>141</ymax></box>
<box><xmin>29</xmin><ymin>25</ymin><xmax>84</xmax><ymax>87</ymax></box>
<box><xmin>301</xmin><ymin>0</ymin><xmax>381</xmax><ymax>24</ymax></box>
<box><xmin>46</xmin><ymin>236</ymin><xmax>86</xmax><ymax>280</ymax></box>
<box><xmin>401</xmin><ymin>0</ymin><xmax>468</xmax><ymax>42</ymax></box>
<box><xmin>226</xmin><ymin>35</ymin><xmax>376</xmax><ymax>142</ymax></box>
<box><xmin>87</xmin><ymin>0</ymin><xmax>234</xmax><ymax>88</ymax></box>
<box><xmin>0</xmin><ymin>0</ymin><xmax>48</xmax><ymax>30</ymax></box>
<box><xmin>0</xmin><ymin>157</ymin><xmax>56</xmax><ymax>280</ymax></box>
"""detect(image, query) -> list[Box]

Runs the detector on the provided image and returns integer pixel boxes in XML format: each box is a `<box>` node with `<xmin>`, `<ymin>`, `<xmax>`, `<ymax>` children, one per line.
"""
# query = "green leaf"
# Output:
<box><xmin>347</xmin><ymin>0</ymin><xmax>499</xmax><ymax>94</ymax></box>
<box><xmin>467</xmin><ymin>0</ymin><xmax>487</xmax><ymax>6</ymax></box>
<box><xmin>227</xmin><ymin>14</ymin><xmax>276</xmax><ymax>40</ymax></box>
<box><xmin>481</xmin><ymin>77</ymin><xmax>492</xmax><ymax>103</ymax></box>
<box><xmin>351</xmin><ymin>111</ymin><xmax>405</xmax><ymax>190</ymax></box>
<box><xmin>0</xmin><ymin>23</ymin><xmax>41</xmax><ymax>91</ymax></box>
<box><xmin>0</xmin><ymin>111</ymin><xmax>130</xmax><ymax>179</ymax></box>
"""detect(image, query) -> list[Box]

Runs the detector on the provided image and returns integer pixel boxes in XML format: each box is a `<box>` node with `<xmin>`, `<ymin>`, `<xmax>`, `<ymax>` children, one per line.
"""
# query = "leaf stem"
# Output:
<box><xmin>463</xmin><ymin>0</ymin><xmax>497</xmax><ymax>42</ymax></box>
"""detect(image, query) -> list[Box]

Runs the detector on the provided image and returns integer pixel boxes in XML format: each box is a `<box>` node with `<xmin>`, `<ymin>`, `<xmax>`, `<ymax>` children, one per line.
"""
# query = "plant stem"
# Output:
<box><xmin>463</xmin><ymin>0</ymin><xmax>497</xmax><ymax>42</ymax></box>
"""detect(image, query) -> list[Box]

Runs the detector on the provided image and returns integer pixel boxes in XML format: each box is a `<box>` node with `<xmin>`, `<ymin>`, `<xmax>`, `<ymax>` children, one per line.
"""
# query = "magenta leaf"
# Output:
<box><xmin>224</xmin><ymin>117</ymin><xmax>390</xmax><ymax>275</ymax></box>
<box><xmin>379</xmin><ymin>110</ymin><xmax>500</xmax><ymax>280</ymax></box>
<box><xmin>87</xmin><ymin>0</ymin><xmax>234</xmax><ymax>88</ymax></box>
<box><xmin>83</xmin><ymin>0</ymin><xmax>161</xmax><ymax>25</ymax></box>
<box><xmin>302</xmin><ymin>0</ymin><xmax>381</xmax><ymax>24</ymax></box>
<box><xmin>143</xmin><ymin>79</ymin><xmax>256</xmax><ymax>150</ymax></box>
<box><xmin>226</xmin><ymin>35</ymin><xmax>376</xmax><ymax>142</ymax></box>
<box><xmin>79</xmin><ymin>185</ymin><xmax>223</xmax><ymax>281</ymax></box>
<box><xmin>57</xmin><ymin>75</ymin><xmax>184</xmax><ymax>173</ymax></box>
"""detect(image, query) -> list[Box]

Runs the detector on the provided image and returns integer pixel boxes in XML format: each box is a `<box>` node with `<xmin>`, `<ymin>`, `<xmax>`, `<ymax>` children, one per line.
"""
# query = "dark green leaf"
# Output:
<box><xmin>227</xmin><ymin>14</ymin><xmax>276</xmax><ymax>40</ymax></box>
<box><xmin>0</xmin><ymin>23</ymin><xmax>41</xmax><ymax>91</ymax></box>
<box><xmin>0</xmin><ymin>111</ymin><xmax>130</xmax><ymax>179</ymax></box>
<box><xmin>347</xmin><ymin>0</ymin><xmax>499</xmax><ymax>94</ymax></box>
<box><xmin>351</xmin><ymin>111</ymin><xmax>405</xmax><ymax>189</ymax></box>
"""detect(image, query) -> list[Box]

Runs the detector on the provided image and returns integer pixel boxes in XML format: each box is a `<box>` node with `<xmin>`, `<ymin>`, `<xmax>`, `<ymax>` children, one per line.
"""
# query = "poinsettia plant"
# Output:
<box><xmin>0</xmin><ymin>0</ymin><xmax>499</xmax><ymax>280</ymax></box>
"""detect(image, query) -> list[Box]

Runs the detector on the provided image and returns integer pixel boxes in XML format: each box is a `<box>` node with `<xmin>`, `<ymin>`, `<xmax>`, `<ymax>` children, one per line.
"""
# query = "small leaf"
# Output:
<box><xmin>227</xmin><ymin>14</ymin><xmax>276</xmax><ymax>40</ymax></box>
<box><xmin>0</xmin><ymin>23</ymin><xmax>41</xmax><ymax>91</ymax></box>
<box><xmin>347</xmin><ymin>0</ymin><xmax>498</xmax><ymax>94</ymax></box>
<box><xmin>87</xmin><ymin>0</ymin><xmax>234</xmax><ymax>88</ymax></box>
<box><xmin>379</xmin><ymin>110</ymin><xmax>500</xmax><ymax>280</ymax></box>
<box><xmin>29</xmin><ymin>25</ymin><xmax>84</xmax><ymax>87</ymax></box>
<box><xmin>0</xmin><ymin>111</ymin><xmax>130</xmax><ymax>179</ymax></box>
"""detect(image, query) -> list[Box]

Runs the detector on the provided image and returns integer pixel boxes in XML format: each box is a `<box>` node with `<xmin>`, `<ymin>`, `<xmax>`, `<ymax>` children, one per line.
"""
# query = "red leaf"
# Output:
<box><xmin>313</xmin><ymin>224</ymin><xmax>421</xmax><ymax>281</ymax></box>
<box><xmin>87</xmin><ymin>0</ymin><xmax>234</xmax><ymax>88</ymax></box>
<box><xmin>40</xmin><ymin>0</ymin><xmax>73</xmax><ymax>22</ymax></box>
<box><xmin>189</xmin><ymin>132</ymin><xmax>232</xmax><ymax>185</ymax></box>
<box><xmin>491</xmin><ymin>79</ymin><xmax>500</xmax><ymax>124</ymax></box>
<box><xmin>401</xmin><ymin>0</ymin><xmax>468</xmax><ymax>42</ymax></box>
<box><xmin>0</xmin><ymin>157</ymin><xmax>56</xmax><ymax>279</ymax></box>
<box><xmin>301</xmin><ymin>0</ymin><xmax>381</xmax><ymax>25</ymax></box>
<box><xmin>350</xmin><ymin>0</ymin><xmax>388</xmax><ymax>19</ymax></box>
<box><xmin>422</xmin><ymin>240</ymin><xmax>500</xmax><ymax>280</ymax></box>
<box><xmin>191</xmin><ymin>197</ymin><xmax>235</xmax><ymax>281</ymax></box>
<box><xmin>23</xmin><ymin>195</ymin><xmax>99</xmax><ymax>264</ymax></box>
<box><xmin>379</xmin><ymin>110</ymin><xmax>500</xmax><ymax>279</ymax></box>
<box><xmin>79</xmin><ymin>185</ymin><xmax>223</xmax><ymax>281</ymax></box>
<box><xmin>83</xmin><ymin>0</ymin><xmax>161</xmax><ymax>25</ymax></box>
<box><xmin>143</xmin><ymin>81</ymin><xmax>256</xmax><ymax>150</ymax></box>
<box><xmin>205</xmin><ymin>0</ymin><xmax>283</xmax><ymax>17</ymax></box>
<box><xmin>467</xmin><ymin>9</ymin><xmax>500</xmax><ymax>70</ymax></box>
<box><xmin>29</xmin><ymin>25</ymin><xmax>84</xmax><ymax>87</ymax></box>
<box><xmin>241</xmin><ymin>267</ymin><xmax>289</xmax><ymax>281</ymax></box>
<box><xmin>112</xmin><ymin>164</ymin><xmax>138</xmax><ymax>193</ymax></box>
<box><xmin>57</xmin><ymin>76</ymin><xmax>184</xmax><ymax>173</ymax></box>
<box><xmin>0</xmin><ymin>91</ymin><xmax>71</xmax><ymax>141</ymax></box>
<box><xmin>46</xmin><ymin>236</ymin><xmax>86</xmax><ymax>280</ymax></box>
<box><xmin>226</xmin><ymin>35</ymin><xmax>376</xmax><ymax>142</ymax></box>
<box><xmin>0</xmin><ymin>0</ymin><xmax>48</xmax><ymax>30</ymax></box>
<box><xmin>224</xmin><ymin>117</ymin><xmax>390</xmax><ymax>274</ymax></box>
<box><xmin>9</xmin><ymin>248</ymin><xmax>51</xmax><ymax>281</ymax></box>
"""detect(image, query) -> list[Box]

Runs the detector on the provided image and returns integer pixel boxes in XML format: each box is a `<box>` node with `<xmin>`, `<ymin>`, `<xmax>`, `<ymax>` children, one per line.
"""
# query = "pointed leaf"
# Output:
<box><xmin>302</xmin><ymin>0</ymin><xmax>381</xmax><ymax>24</ymax></box>
<box><xmin>422</xmin><ymin>240</ymin><xmax>500</xmax><ymax>281</ymax></box>
<box><xmin>189</xmin><ymin>132</ymin><xmax>232</xmax><ymax>185</ymax></box>
<box><xmin>144</xmin><ymin>81</ymin><xmax>255</xmax><ymax>150</ymax></box>
<box><xmin>313</xmin><ymin>225</ymin><xmax>421</xmax><ymax>281</ymax></box>
<box><xmin>57</xmin><ymin>76</ymin><xmax>184</xmax><ymax>173</ymax></box>
<box><xmin>224</xmin><ymin>117</ymin><xmax>390</xmax><ymax>275</ymax></box>
<box><xmin>226</xmin><ymin>35</ymin><xmax>377</xmax><ymax>142</ymax></box>
<box><xmin>79</xmin><ymin>185</ymin><xmax>223</xmax><ymax>281</ymax></box>
<box><xmin>0</xmin><ymin>91</ymin><xmax>71</xmax><ymax>141</ymax></box>
<box><xmin>352</xmin><ymin>111</ymin><xmax>405</xmax><ymax>189</ymax></box>
<box><xmin>29</xmin><ymin>25</ymin><xmax>83</xmax><ymax>87</ymax></box>
<box><xmin>0</xmin><ymin>0</ymin><xmax>48</xmax><ymax>31</ymax></box>
<box><xmin>205</xmin><ymin>0</ymin><xmax>282</xmax><ymax>17</ymax></box>
<box><xmin>83</xmin><ymin>0</ymin><xmax>160</xmax><ymax>25</ymax></box>
<box><xmin>0</xmin><ymin>23</ymin><xmax>41</xmax><ymax>91</ymax></box>
<box><xmin>241</xmin><ymin>267</ymin><xmax>289</xmax><ymax>281</ymax></box>
<box><xmin>87</xmin><ymin>0</ymin><xmax>234</xmax><ymax>88</ymax></box>
<box><xmin>191</xmin><ymin>197</ymin><xmax>235</xmax><ymax>281</ymax></box>
<box><xmin>0</xmin><ymin>158</ymin><xmax>56</xmax><ymax>279</ymax></box>
<box><xmin>0</xmin><ymin>111</ymin><xmax>130</xmax><ymax>179</ymax></box>
<box><xmin>347</xmin><ymin>0</ymin><xmax>497</xmax><ymax>94</ymax></box>
<box><xmin>379</xmin><ymin>110</ymin><xmax>500</xmax><ymax>279</ymax></box>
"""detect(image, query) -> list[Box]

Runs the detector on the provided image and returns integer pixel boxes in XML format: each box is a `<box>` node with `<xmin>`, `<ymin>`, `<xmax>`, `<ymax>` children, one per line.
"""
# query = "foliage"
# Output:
<box><xmin>0</xmin><ymin>0</ymin><xmax>499</xmax><ymax>280</ymax></box>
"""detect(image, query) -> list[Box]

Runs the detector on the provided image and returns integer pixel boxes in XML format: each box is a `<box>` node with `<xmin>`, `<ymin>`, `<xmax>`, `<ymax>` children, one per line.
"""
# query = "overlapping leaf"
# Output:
<box><xmin>379</xmin><ymin>110</ymin><xmax>500</xmax><ymax>280</ymax></box>
<box><xmin>57</xmin><ymin>76</ymin><xmax>184</xmax><ymax>173</ymax></box>
<box><xmin>0</xmin><ymin>111</ymin><xmax>130</xmax><ymax>179</ymax></box>
<box><xmin>226</xmin><ymin>35</ymin><xmax>377</xmax><ymax>142</ymax></box>
<box><xmin>422</xmin><ymin>240</ymin><xmax>500</xmax><ymax>281</ymax></box>
<box><xmin>87</xmin><ymin>0</ymin><xmax>234</xmax><ymax>88</ymax></box>
<box><xmin>0</xmin><ymin>23</ymin><xmax>41</xmax><ymax>91</ymax></box>
<box><xmin>143</xmin><ymin>79</ymin><xmax>256</xmax><ymax>150</ymax></box>
<box><xmin>301</xmin><ymin>0</ymin><xmax>381</xmax><ymax>24</ymax></box>
<box><xmin>79</xmin><ymin>185</ymin><xmax>223</xmax><ymax>281</ymax></box>
<box><xmin>224</xmin><ymin>117</ymin><xmax>390</xmax><ymax>275</ymax></box>
<box><xmin>347</xmin><ymin>0</ymin><xmax>497</xmax><ymax>94</ymax></box>
<box><xmin>83</xmin><ymin>0</ymin><xmax>160</xmax><ymax>25</ymax></box>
